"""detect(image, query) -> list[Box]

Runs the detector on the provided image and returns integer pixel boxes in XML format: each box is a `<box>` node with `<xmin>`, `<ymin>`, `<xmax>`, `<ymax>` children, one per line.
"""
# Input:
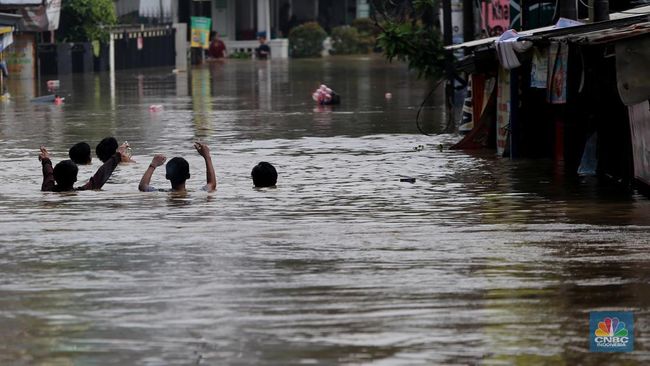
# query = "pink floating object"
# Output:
<box><xmin>385</xmin><ymin>92</ymin><xmax>393</xmax><ymax>99</ymax></box>
<box><xmin>149</xmin><ymin>104</ymin><xmax>163</xmax><ymax>111</ymax></box>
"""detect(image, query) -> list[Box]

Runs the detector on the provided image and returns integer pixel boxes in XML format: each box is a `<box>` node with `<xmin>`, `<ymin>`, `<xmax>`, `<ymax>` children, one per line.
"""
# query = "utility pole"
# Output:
<box><xmin>559</xmin><ymin>0</ymin><xmax>578</xmax><ymax>20</ymax></box>
<box><xmin>441</xmin><ymin>0</ymin><xmax>455</xmax><ymax>132</ymax></box>
<box><xmin>462</xmin><ymin>0</ymin><xmax>474</xmax><ymax>42</ymax></box>
<box><xmin>591</xmin><ymin>0</ymin><xmax>609</xmax><ymax>22</ymax></box>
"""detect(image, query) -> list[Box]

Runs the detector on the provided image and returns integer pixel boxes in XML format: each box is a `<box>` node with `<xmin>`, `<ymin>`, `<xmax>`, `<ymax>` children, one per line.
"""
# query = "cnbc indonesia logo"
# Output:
<box><xmin>590</xmin><ymin>312</ymin><xmax>634</xmax><ymax>352</ymax></box>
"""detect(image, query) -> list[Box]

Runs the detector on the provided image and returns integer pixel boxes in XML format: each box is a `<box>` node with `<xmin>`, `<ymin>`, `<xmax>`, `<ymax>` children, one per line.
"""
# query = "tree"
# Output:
<box><xmin>372</xmin><ymin>0</ymin><xmax>446</xmax><ymax>80</ymax></box>
<box><xmin>57</xmin><ymin>0</ymin><xmax>117</xmax><ymax>43</ymax></box>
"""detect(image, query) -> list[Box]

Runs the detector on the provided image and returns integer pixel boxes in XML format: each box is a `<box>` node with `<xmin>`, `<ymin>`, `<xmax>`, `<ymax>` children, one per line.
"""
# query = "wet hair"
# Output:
<box><xmin>53</xmin><ymin>160</ymin><xmax>78</xmax><ymax>188</ymax></box>
<box><xmin>251</xmin><ymin>162</ymin><xmax>277</xmax><ymax>187</ymax></box>
<box><xmin>96</xmin><ymin>137</ymin><xmax>118</xmax><ymax>162</ymax></box>
<box><xmin>166</xmin><ymin>157</ymin><xmax>190</xmax><ymax>187</ymax></box>
<box><xmin>68</xmin><ymin>142</ymin><xmax>91</xmax><ymax>165</ymax></box>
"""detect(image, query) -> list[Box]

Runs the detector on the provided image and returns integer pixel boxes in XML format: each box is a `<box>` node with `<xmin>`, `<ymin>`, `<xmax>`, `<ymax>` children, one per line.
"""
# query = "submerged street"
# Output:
<box><xmin>1</xmin><ymin>57</ymin><xmax>650</xmax><ymax>364</ymax></box>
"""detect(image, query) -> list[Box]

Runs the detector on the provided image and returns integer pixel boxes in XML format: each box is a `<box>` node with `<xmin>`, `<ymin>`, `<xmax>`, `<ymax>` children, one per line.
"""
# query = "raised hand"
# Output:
<box><xmin>38</xmin><ymin>146</ymin><xmax>50</xmax><ymax>161</ymax></box>
<box><xmin>193</xmin><ymin>142</ymin><xmax>211</xmax><ymax>158</ymax></box>
<box><xmin>150</xmin><ymin>154</ymin><xmax>167</xmax><ymax>167</ymax></box>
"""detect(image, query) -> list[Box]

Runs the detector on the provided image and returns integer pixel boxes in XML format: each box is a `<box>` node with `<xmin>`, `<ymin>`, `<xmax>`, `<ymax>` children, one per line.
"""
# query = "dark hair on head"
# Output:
<box><xmin>53</xmin><ymin>160</ymin><xmax>78</xmax><ymax>188</ymax></box>
<box><xmin>251</xmin><ymin>162</ymin><xmax>277</xmax><ymax>187</ymax></box>
<box><xmin>166</xmin><ymin>157</ymin><xmax>190</xmax><ymax>187</ymax></box>
<box><xmin>69</xmin><ymin>142</ymin><xmax>91</xmax><ymax>165</ymax></box>
<box><xmin>96</xmin><ymin>137</ymin><xmax>118</xmax><ymax>162</ymax></box>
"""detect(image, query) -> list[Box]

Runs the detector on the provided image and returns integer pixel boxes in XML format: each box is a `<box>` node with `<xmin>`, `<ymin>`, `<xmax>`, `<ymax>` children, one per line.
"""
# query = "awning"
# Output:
<box><xmin>0</xmin><ymin>12</ymin><xmax>20</xmax><ymax>27</ymax></box>
<box><xmin>445</xmin><ymin>5</ymin><xmax>650</xmax><ymax>51</ymax></box>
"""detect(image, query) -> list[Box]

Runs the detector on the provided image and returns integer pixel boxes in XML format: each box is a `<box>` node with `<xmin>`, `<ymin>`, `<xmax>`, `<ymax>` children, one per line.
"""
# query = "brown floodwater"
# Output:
<box><xmin>1</xmin><ymin>56</ymin><xmax>650</xmax><ymax>365</ymax></box>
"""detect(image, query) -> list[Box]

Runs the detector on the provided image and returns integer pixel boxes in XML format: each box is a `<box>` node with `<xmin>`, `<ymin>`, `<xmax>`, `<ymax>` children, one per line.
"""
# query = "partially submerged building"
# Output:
<box><xmin>448</xmin><ymin>6</ymin><xmax>650</xmax><ymax>189</ymax></box>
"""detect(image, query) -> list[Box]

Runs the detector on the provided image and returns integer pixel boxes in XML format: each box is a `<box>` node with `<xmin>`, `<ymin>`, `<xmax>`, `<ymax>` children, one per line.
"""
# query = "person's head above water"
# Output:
<box><xmin>96</xmin><ymin>137</ymin><xmax>118</xmax><ymax>162</ymax></box>
<box><xmin>53</xmin><ymin>160</ymin><xmax>78</xmax><ymax>189</ymax></box>
<box><xmin>251</xmin><ymin>162</ymin><xmax>277</xmax><ymax>187</ymax></box>
<box><xmin>166</xmin><ymin>157</ymin><xmax>190</xmax><ymax>189</ymax></box>
<box><xmin>68</xmin><ymin>142</ymin><xmax>91</xmax><ymax>165</ymax></box>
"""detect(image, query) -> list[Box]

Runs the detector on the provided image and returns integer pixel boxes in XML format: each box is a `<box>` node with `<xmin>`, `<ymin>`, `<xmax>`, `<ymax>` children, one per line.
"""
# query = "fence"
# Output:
<box><xmin>109</xmin><ymin>25</ymin><xmax>176</xmax><ymax>71</ymax></box>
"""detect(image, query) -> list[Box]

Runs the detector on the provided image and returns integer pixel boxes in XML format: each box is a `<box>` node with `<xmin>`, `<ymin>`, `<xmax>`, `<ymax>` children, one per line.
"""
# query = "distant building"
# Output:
<box><xmin>114</xmin><ymin>0</ymin><xmax>372</xmax><ymax>56</ymax></box>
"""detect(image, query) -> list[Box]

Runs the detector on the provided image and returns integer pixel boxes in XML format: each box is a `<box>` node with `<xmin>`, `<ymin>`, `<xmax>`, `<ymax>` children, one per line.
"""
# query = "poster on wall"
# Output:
<box><xmin>481</xmin><ymin>0</ymin><xmax>510</xmax><ymax>37</ymax></box>
<box><xmin>191</xmin><ymin>16</ymin><xmax>212</xmax><ymax>49</ymax></box>
<box><xmin>5</xmin><ymin>33</ymin><xmax>35</xmax><ymax>80</ymax></box>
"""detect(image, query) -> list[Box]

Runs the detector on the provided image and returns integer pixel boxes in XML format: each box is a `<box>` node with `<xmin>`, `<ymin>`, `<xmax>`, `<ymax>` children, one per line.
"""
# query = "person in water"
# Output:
<box><xmin>255</xmin><ymin>36</ymin><xmax>271</xmax><ymax>60</ymax></box>
<box><xmin>208</xmin><ymin>31</ymin><xmax>227</xmax><ymax>59</ymax></box>
<box><xmin>251</xmin><ymin>162</ymin><xmax>277</xmax><ymax>187</ymax></box>
<box><xmin>68</xmin><ymin>142</ymin><xmax>92</xmax><ymax>165</ymax></box>
<box><xmin>39</xmin><ymin>143</ymin><xmax>127</xmax><ymax>192</ymax></box>
<box><xmin>96</xmin><ymin>137</ymin><xmax>134</xmax><ymax>163</ymax></box>
<box><xmin>138</xmin><ymin>142</ymin><xmax>216</xmax><ymax>192</ymax></box>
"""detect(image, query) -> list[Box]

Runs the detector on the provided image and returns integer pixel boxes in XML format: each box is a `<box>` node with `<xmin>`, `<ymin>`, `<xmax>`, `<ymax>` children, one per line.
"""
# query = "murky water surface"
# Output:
<box><xmin>1</xmin><ymin>57</ymin><xmax>650</xmax><ymax>365</ymax></box>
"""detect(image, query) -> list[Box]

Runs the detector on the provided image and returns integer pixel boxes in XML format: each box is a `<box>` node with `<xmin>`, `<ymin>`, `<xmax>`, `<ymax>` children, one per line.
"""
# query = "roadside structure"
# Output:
<box><xmin>447</xmin><ymin>6</ymin><xmax>650</xmax><ymax>189</ymax></box>
<box><xmin>114</xmin><ymin>0</ymin><xmax>372</xmax><ymax>59</ymax></box>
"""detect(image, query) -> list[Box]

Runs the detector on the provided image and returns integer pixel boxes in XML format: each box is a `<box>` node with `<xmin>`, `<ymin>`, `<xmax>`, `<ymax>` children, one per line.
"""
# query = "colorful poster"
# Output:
<box><xmin>629</xmin><ymin>101</ymin><xmax>650</xmax><ymax>186</ymax></box>
<box><xmin>5</xmin><ymin>33</ymin><xmax>35</xmax><ymax>80</ymax></box>
<box><xmin>496</xmin><ymin>67</ymin><xmax>510</xmax><ymax>157</ymax></box>
<box><xmin>481</xmin><ymin>0</ymin><xmax>510</xmax><ymax>37</ymax></box>
<box><xmin>530</xmin><ymin>47</ymin><xmax>548</xmax><ymax>88</ymax></box>
<box><xmin>548</xmin><ymin>42</ymin><xmax>567</xmax><ymax>104</ymax></box>
<box><xmin>191</xmin><ymin>16</ymin><xmax>212</xmax><ymax>49</ymax></box>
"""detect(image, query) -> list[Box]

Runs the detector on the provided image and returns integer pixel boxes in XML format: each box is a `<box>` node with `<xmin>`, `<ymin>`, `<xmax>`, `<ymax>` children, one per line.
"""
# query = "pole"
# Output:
<box><xmin>442</xmin><ymin>0</ymin><xmax>455</xmax><ymax>131</ymax></box>
<box><xmin>462</xmin><ymin>0</ymin><xmax>474</xmax><ymax>42</ymax></box>
<box><xmin>593</xmin><ymin>0</ymin><xmax>609</xmax><ymax>22</ymax></box>
<box><xmin>559</xmin><ymin>0</ymin><xmax>577</xmax><ymax>20</ymax></box>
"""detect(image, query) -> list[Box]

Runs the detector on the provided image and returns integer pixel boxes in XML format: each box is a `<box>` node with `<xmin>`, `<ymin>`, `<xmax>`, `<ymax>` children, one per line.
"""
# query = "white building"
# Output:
<box><xmin>114</xmin><ymin>0</ymin><xmax>372</xmax><ymax>58</ymax></box>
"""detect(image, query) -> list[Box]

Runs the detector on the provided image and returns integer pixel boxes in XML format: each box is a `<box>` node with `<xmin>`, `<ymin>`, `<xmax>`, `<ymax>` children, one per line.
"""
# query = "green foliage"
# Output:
<box><xmin>330</xmin><ymin>26</ymin><xmax>363</xmax><ymax>55</ymax></box>
<box><xmin>351</xmin><ymin>17</ymin><xmax>379</xmax><ymax>37</ymax></box>
<box><xmin>288</xmin><ymin>22</ymin><xmax>327</xmax><ymax>58</ymax></box>
<box><xmin>229</xmin><ymin>50</ymin><xmax>252</xmax><ymax>59</ymax></box>
<box><xmin>372</xmin><ymin>0</ymin><xmax>445</xmax><ymax>79</ymax></box>
<box><xmin>58</xmin><ymin>0</ymin><xmax>117</xmax><ymax>43</ymax></box>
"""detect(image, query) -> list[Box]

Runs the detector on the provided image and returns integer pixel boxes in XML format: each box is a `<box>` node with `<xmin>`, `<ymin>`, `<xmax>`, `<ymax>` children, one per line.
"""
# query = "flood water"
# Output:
<box><xmin>1</xmin><ymin>56</ymin><xmax>650</xmax><ymax>365</ymax></box>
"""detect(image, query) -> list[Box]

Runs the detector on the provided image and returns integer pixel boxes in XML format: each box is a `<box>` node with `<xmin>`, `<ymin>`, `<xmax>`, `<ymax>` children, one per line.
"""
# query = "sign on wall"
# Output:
<box><xmin>191</xmin><ymin>16</ymin><xmax>212</xmax><ymax>49</ymax></box>
<box><xmin>481</xmin><ymin>0</ymin><xmax>510</xmax><ymax>36</ymax></box>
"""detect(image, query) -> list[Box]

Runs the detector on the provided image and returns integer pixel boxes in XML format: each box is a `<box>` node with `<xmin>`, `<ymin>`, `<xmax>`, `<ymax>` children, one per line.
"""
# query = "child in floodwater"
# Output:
<box><xmin>96</xmin><ymin>137</ymin><xmax>135</xmax><ymax>163</ymax></box>
<box><xmin>39</xmin><ymin>143</ymin><xmax>127</xmax><ymax>192</ymax></box>
<box><xmin>138</xmin><ymin>142</ymin><xmax>216</xmax><ymax>193</ymax></box>
<box><xmin>68</xmin><ymin>142</ymin><xmax>92</xmax><ymax>165</ymax></box>
<box><xmin>251</xmin><ymin>162</ymin><xmax>277</xmax><ymax>188</ymax></box>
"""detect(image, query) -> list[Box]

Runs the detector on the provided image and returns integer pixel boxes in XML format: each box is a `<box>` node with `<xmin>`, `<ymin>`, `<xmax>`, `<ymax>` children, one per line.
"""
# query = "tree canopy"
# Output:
<box><xmin>372</xmin><ymin>0</ymin><xmax>446</xmax><ymax>80</ymax></box>
<box><xmin>58</xmin><ymin>0</ymin><xmax>117</xmax><ymax>43</ymax></box>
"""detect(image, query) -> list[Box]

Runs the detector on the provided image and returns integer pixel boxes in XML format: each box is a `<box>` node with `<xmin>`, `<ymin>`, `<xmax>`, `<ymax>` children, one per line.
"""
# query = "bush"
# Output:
<box><xmin>352</xmin><ymin>18</ymin><xmax>379</xmax><ymax>37</ymax></box>
<box><xmin>289</xmin><ymin>22</ymin><xmax>327</xmax><ymax>58</ymax></box>
<box><xmin>330</xmin><ymin>26</ymin><xmax>362</xmax><ymax>55</ymax></box>
<box><xmin>229</xmin><ymin>50</ymin><xmax>252</xmax><ymax>59</ymax></box>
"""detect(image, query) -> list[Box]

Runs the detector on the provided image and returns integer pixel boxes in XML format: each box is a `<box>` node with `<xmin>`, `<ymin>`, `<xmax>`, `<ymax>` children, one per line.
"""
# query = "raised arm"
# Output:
<box><xmin>39</xmin><ymin>146</ymin><xmax>55</xmax><ymax>192</ymax></box>
<box><xmin>194</xmin><ymin>142</ymin><xmax>217</xmax><ymax>192</ymax></box>
<box><xmin>139</xmin><ymin>154</ymin><xmax>166</xmax><ymax>192</ymax></box>
<box><xmin>78</xmin><ymin>144</ymin><xmax>126</xmax><ymax>190</ymax></box>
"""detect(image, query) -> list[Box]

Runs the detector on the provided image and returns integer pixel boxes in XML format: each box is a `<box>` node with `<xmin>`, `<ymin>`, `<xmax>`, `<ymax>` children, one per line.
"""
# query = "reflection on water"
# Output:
<box><xmin>1</xmin><ymin>56</ymin><xmax>650</xmax><ymax>365</ymax></box>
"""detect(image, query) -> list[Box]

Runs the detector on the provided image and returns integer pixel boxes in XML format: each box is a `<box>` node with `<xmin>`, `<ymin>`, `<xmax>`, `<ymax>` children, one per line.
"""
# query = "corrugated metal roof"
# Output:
<box><xmin>0</xmin><ymin>12</ymin><xmax>20</xmax><ymax>26</ymax></box>
<box><xmin>445</xmin><ymin>5</ymin><xmax>650</xmax><ymax>51</ymax></box>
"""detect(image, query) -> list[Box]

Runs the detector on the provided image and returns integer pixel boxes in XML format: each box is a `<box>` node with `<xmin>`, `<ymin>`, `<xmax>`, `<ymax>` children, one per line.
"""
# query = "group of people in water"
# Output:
<box><xmin>38</xmin><ymin>137</ymin><xmax>278</xmax><ymax>193</ymax></box>
<box><xmin>207</xmin><ymin>32</ymin><xmax>271</xmax><ymax>60</ymax></box>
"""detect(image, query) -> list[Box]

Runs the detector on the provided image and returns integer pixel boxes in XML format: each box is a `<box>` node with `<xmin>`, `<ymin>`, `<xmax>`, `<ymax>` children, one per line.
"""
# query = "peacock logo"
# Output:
<box><xmin>590</xmin><ymin>311</ymin><xmax>633</xmax><ymax>352</ymax></box>
<box><xmin>595</xmin><ymin>317</ymin><xmax>628</xmax><ymax>338</ymax></box>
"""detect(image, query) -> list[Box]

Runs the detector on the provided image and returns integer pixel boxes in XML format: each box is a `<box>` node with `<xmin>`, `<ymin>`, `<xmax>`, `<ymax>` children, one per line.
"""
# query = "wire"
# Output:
<box><xmin>416</xmin><ymin>79</ymin><xmax>445</xmax><ymax>136</ymax></box>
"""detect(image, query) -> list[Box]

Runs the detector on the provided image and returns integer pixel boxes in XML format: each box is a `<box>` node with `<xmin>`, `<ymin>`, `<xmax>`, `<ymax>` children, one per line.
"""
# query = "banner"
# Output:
<box><xmin>191</xmin><ymin>16</ymin><xmax>211</xmax><ymax>49</ymax></box>
<box><xmin>481</xmin><ymin>0</ymin><xmax>509</xmax><ymax>36</ymax></box>
<box><xmin>19</xmin><ymin>0</ymin><xmax>61</xmax><ymax>32</ymax></box>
